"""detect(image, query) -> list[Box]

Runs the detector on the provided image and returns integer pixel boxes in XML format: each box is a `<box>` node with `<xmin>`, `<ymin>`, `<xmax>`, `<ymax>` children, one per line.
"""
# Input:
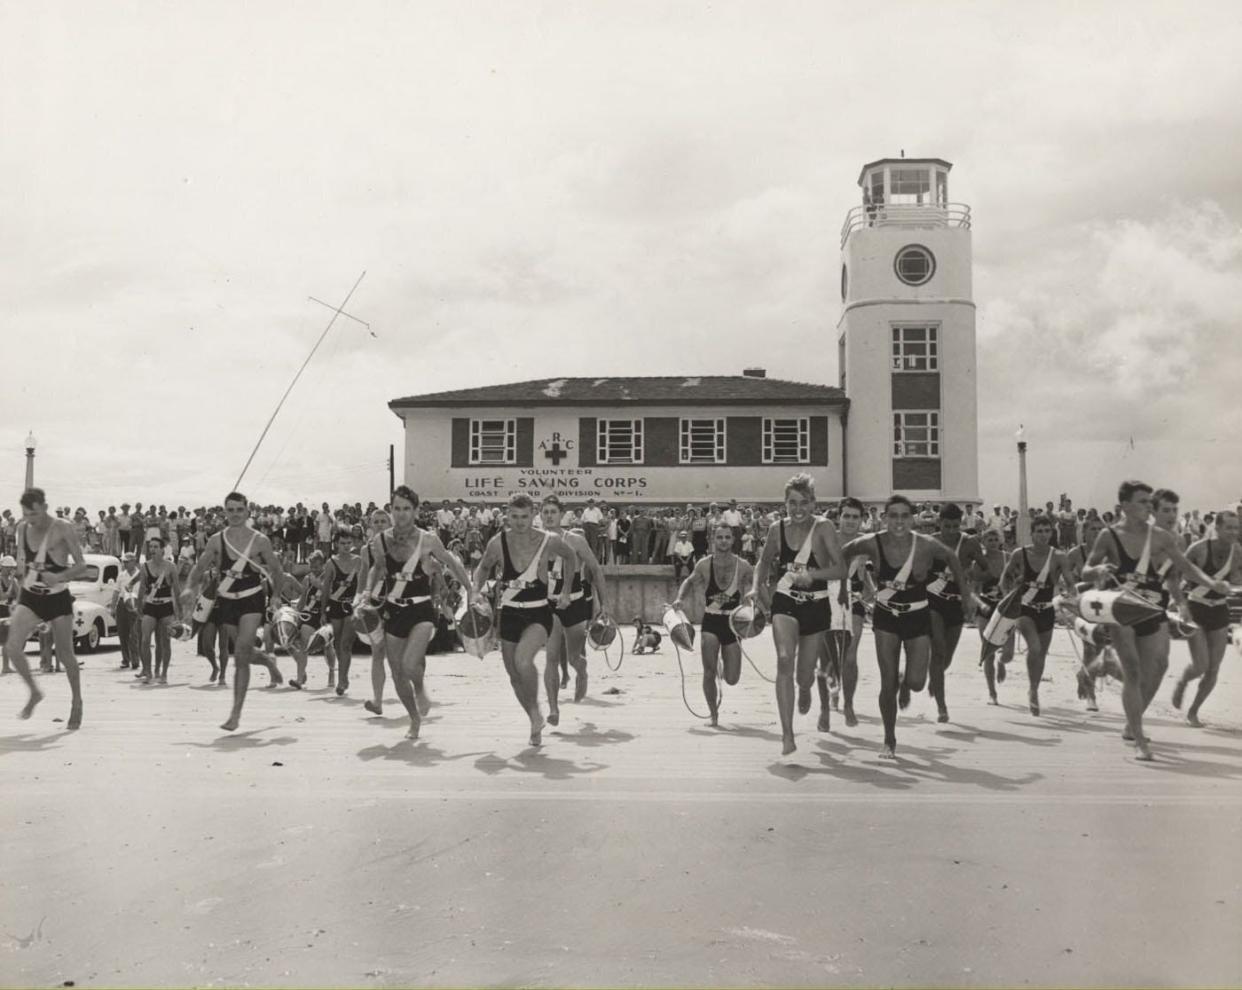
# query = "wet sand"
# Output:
<box><xmin>2</xmin><ymin>628</ymin><xmax>1240</xmax><ymax>987</ymax></box>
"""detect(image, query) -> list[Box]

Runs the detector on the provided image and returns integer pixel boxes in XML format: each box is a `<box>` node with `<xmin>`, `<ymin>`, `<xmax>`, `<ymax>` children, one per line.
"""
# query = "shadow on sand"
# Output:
<box><xmin>178</xmin><ymin>728</ymin><xmax>299</xmax><ymax>750</ymax></box>
<box><xmin>473</xmin><ymin>750</ymin><xmax>607</xmax><ymax>781</ymax></box>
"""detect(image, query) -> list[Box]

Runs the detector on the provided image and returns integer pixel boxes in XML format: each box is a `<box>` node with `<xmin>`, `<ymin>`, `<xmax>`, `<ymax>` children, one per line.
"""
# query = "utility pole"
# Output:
<box><xmin>388</xmin><ymin>444</ymin><xmax>395</xmax><ymax>499</ymax></box>
<box><xmin>1016</xmin><ymin>425</ymin><xmax>1031</xmax><ymax>545</ymax></box>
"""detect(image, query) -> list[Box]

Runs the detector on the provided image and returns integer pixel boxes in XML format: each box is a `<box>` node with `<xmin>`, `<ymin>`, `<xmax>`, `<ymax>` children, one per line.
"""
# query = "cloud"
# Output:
<box><xmin>3</xmin><ymin>2</ymin><xmax>1242</xmax><ymax>511</ymax></box>
<box><xmin>975</xmin><ymin>201</ymin><xmax>1242</xmax><ymax>505</ymax></box>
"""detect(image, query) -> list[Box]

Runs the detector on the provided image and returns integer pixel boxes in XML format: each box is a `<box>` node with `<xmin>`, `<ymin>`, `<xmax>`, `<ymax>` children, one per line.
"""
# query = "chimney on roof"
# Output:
<box><xmin>742</xmin><ymin>367</ymin><xmax>767</xmax><ymax>379</ymax></box>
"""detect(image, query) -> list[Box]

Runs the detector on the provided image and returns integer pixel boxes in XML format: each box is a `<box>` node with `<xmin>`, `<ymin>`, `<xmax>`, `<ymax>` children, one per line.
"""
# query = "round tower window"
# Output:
<box><xmin>840</xmin><ymin>263</ymin><xmax>848</xmax><ymax>301</ymax></box>
<box><xmin>894</xmin><ymin>244</ymin><xmax>936</xmax><ymax>286</ymax></box>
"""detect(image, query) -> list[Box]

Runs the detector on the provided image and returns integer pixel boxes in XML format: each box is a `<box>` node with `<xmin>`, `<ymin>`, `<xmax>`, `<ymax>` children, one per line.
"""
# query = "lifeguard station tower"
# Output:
<box><xmin>836</xmin><ymin>156</ymin><xmax>979</xmax><ymax>506</ymax></box>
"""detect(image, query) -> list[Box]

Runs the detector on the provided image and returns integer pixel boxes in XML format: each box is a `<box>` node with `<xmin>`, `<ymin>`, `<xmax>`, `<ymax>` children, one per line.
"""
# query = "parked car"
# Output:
<box><xmin>67</xmin><ymin>554</ymin><xmax>122</xmax><ymax>652</ymax></box>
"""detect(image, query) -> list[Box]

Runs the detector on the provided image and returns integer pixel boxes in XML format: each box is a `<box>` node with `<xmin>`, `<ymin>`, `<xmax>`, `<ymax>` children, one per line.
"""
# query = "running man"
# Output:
<box><xmin>3</xmin><ymin>489</ymin><xmax>89</xmax><ymax>727</ymax></box>
<box><xmin>750</xmin><ymin>473</ymin><xmax>844</xmax><ymax>756</ymax></box>
<box><xmin>842</xmin><ymin>495</ymin><xmax>971</xmax><ymax>759</ymax></box>
<box><xmin>971</xmin><ymin>527</ymin><xmax>1015</xmax><ymax>704</ymax></box>
<box><xmin>926</xmin><ymin>503</ymin><xmax>984</xmax><ymax>723</ymax></box>
<box><xmin>817</xmin><ymin>497</ymin><xmax>871</xmax><ymax>730</ymax></box>
<box><xmin>674</xmin><ymin>523</ymin><xmax>754</xmax><ymax>727</ymax></box>
<box><xmin>1171</xmin><ymin>509</ymin><xmax>1242</xmax><ymax>726</ymax></box>
<box><xmin>998</xmin><ymin>514</ymin><xmax>1074</xmax><ymax>717</ymax></box>
<box><xmin>539</xmin><ymin>495</ymin><xmax>608</xmax><ymax>727</ymax></box>
<box><xmin>356</xmin><ymin>513</ymin><xmax>391</xmax><ymax>716</ymax></box>
<box><xmin>321</xmin><ymin>529</ymin><xmax>361</xmax><ymax>696</ymax></box>
<box><xmin>286</xmin><ymin>550</ymin><xmax>335</xmax><ymax>690</ymax></box>
<box><xmin>1082</xmin><ymin>481</ymin><xmax>1230</xmax><ymax>760</ymax></box>
<box><xmin>366</xmin><ymin>487</ymin><xmax>475</xmax><ymax>740</ymax></box>
<box><xmin>137</xmin><ymin>535</ymin><xmax>182</xmax><ymax>684</ymax></box>
<box><xmin>473</xmin><ymin>493</ymin><xmax>576</xmax><ymax>746</ymax></box>
<box><xmin>183</xmin><ymin>492</ymin><xmax>287</xmax><ymax>731</ymax></box>
<box><xmin>1064</xmin><ymin>513</ymin><xmax>1120</xmax><ymax>710</ymax></box>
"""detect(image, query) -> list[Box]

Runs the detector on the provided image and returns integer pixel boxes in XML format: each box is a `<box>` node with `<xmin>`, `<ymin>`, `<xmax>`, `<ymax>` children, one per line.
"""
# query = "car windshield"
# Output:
<box><xmin>73</xmin><ymin>566</ymin><xmax>100</xmax><ymax>583</ymax></box>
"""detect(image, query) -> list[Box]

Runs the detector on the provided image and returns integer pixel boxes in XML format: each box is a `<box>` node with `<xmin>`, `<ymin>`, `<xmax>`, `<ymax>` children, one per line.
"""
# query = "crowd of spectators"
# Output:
<box><xmin>2</xmin><ymin>494</ymin><xmax>1229</xmax><ymax>579</ymax></box>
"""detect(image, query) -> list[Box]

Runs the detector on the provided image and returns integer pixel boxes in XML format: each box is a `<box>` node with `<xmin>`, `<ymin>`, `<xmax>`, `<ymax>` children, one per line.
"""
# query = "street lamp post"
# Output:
<box><xmin>24</xmin><ymin>431</ymin><xmax>36</xmax><ymax>491</ymax></box>
<box><xmin>1016</xmin><ymin>425</ymin><xmax>1031</xmax><ymax>546</ymax></box>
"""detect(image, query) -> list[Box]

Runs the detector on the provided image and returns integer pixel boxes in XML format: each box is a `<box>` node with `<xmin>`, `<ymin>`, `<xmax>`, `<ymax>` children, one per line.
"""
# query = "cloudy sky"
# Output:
<box><xmin>4</xmin><ymin>1</ymin><xmax>1240</xmax><ymax>511</ymax></box>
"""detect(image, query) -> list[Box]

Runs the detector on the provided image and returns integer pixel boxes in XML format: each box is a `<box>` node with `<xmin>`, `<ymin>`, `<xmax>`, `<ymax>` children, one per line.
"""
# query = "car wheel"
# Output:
<box><xmin>84</xmin><ymin>620</ymin><xmax>102</xmax><ymax>653</ymax></box>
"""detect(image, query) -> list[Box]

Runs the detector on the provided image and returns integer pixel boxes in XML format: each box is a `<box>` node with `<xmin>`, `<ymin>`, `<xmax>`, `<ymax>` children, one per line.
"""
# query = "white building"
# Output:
<box><xmin>390</xmin><ymin>156</ymin><xmax>979</xmax><ymax>507</ymax></box>
<box><xmin>837</xmin><ymin>157</ymin><xmax>979</xmax><ymax>505</ymax></box>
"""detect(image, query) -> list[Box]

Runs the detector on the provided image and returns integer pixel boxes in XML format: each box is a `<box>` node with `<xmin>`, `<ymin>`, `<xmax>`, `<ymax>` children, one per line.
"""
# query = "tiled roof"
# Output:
<box><xmin>389</xmin><ymin>376</ymin><xmax>848</xmax><ymax>410</ymax></box>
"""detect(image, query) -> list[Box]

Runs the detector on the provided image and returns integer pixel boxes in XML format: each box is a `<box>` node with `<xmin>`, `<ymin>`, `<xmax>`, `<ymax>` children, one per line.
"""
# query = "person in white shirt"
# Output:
<box><xmin>317</xmin><ymin>504</ymin><xmax>335</xmax><ymax>552</ymax></box>
<box><xmin>435</xmin><ymin>501</ymin><xmax>456</xmax><ymax>545</ymax></box>
<box><xmin>580</xmin><ymin>500</ymin><xmax>605</xmax><ymax>562</ymax></box>
<box><xmin>671</xmin><ymin>531</ymin><xmax>695</xmax><ymax>582</ymax></box>
<box><xmin>112</xmin><ymin>552</ymin><xmax>143</xmax><ymax>670</ymax></box>
<box><xmin>722</xmin><ymin>500</ymin><xmax>744</xmax><ymax>547</ymax></box>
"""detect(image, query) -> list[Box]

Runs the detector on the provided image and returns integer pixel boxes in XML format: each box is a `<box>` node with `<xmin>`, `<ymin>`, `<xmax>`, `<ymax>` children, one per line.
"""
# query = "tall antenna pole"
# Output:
<box><xmin>234</xmin><ymin>270</ymin><xmax>367</xmax><ymax>490</ymax></box>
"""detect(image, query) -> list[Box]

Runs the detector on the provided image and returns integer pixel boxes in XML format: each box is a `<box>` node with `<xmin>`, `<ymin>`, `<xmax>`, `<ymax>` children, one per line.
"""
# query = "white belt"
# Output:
<box><xmin>217</xmin><ymin>584</ymin><xmax>263</xmax><ymax>600</ymax></box>
<box><xmin>876</xmin><ymin>598</ymin><xmax>928</xmax><ymax>615</ymax></box>
<box><xmin>386</xmin><ymin>595</ymin><xmax>431</xmax><ymax>606</ymax></box>
<box><xmin>776</xmin><ymin>588</ymin><xmax>832</xmax><ymax>603</ymax></box>
<box><xmin>1187</xmin><ymin>587</ymin><xmax>1225</xmax><ymax>605</ymax></box>
<box><xmin>550</xmin><ymin>590</ymin><xmax>585</xmax><ymax>605</ymax></box>
<box><xmin>503</xmin><ymin>598</ymin><xmax>549</xmax><ymax>610</ymax></box>
<box><xmin>23</xmin><ymin>584</ymin><xmax>67</xmax><ymax>596</ymax></box>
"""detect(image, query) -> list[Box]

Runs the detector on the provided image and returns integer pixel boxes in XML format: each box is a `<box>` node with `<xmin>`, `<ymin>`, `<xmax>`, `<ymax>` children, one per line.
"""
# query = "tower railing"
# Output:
<box><xmin>840</xmin><ymin>202</ymin><xmax>971</xmax><ymax>247</ymax></box>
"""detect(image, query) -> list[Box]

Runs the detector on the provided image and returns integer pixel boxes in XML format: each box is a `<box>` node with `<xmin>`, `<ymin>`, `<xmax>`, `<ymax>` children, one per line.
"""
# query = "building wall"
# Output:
<box><xmin>398</xmin><ymin>403</ymin><xmax>845</xmax><ymax>505</ymax></box>
<box><xmin>837</xmin><ymin>224</ymin><xmax>978</xmax><ymax>505</ymax></box>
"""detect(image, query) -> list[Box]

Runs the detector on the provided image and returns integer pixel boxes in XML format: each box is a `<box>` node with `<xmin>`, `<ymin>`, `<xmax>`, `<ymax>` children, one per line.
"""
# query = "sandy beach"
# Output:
<box><xmin>3</xmin><ymin>628</ymin><xmax>1240</xmax><ymax>987</ymax></box>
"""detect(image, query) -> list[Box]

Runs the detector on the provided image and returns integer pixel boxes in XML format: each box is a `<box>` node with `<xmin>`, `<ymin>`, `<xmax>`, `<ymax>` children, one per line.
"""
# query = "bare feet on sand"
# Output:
<box><xmin>20</xmin><ymin>687</ymin><xmax>44</xmax><ymax>720</ymax></box>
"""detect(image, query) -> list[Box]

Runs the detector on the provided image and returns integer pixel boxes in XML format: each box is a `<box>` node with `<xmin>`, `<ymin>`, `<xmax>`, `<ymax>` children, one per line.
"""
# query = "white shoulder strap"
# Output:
<box><xmin>894</xmin><ymin>535</ymin><xmax>917</xmax><ymax>586</ymax></box>
<box><xmin>793</xmin><ymin>520</ymin><xmax>818</xmax><ymax>568</ymax></box>
<box><xmin>1136</xmin><ymin>524</ymin><xmax>1153</xmax><ymax>575</ymax></box>
<box><xmin>516</xmin><ymin>532</ymin><xmax>550</xmax><ymax>585</ymax></box>
<box><xmin>1035</xmin><ymin>546</ymin><xmax>1053</xmax><ymax>585</ymax></box>
<box><xmin>223</xmin><ymin>531</ymin><xmax>261</xmax><ymax>576</ymax></box>
<box><xmin>389</xmin><ymin>532</ymin><xmax>424</xmax><ymax>598</ymax></box>
<box><xmin>723</xmin><ymin>555</ymin><xmax>741</xmax><ymax>597</ymax></box>
<box><xmin>33</xmin><ymin>525</ymin><xmax>52</xmax><ymax>566</ymax></box>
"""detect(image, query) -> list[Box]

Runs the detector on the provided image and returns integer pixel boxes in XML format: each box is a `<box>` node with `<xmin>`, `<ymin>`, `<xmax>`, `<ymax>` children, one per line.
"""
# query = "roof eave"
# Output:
<box><xmin>857</xmin><ymin>157</ymin><xmax>953</xmax><ymax>186</ymax></box>
<box><xmin>389</xmin><ymin>395</ymin><xmax>849</xmax><ymax>411</ymax></box>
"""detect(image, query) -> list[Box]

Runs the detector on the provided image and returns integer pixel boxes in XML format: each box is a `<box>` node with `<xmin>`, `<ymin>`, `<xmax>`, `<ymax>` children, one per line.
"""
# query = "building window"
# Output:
<box><xmin>680</xmin><ymin>418</ymin><xmax>726</xmax><ymax>464</ymax></box>
<box><xmin>469</xmin><ymin>418</ymin><xmax>516</xmax><ymax>465</ymax></box>
<box><xmin>893</xmin><ymin>411</ymin><xmax>940</xmax><ymax>458</ymax></box>
<box><xmin>763</xmin><ymin>418</ymin><xmax>809</xmax><ymax>464</ymax></box>
<box><xmin>890</xmin><ymin>167</ymin><xmax>931</xmax><ymax>204</ymax></box>
<box><xmin>891</xmin><ymin>325</ymin><xmax>939</xmax><ymax>371</ymax></box>
<box><xmin>598</xmin><ymin>419</ymin><xmax>644</xmax><ymax>465</ymax></box>
<box><xmin>893</xmin><ymin>244</ymin><xmax>936</xmax><ymax>286</ymax></box>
